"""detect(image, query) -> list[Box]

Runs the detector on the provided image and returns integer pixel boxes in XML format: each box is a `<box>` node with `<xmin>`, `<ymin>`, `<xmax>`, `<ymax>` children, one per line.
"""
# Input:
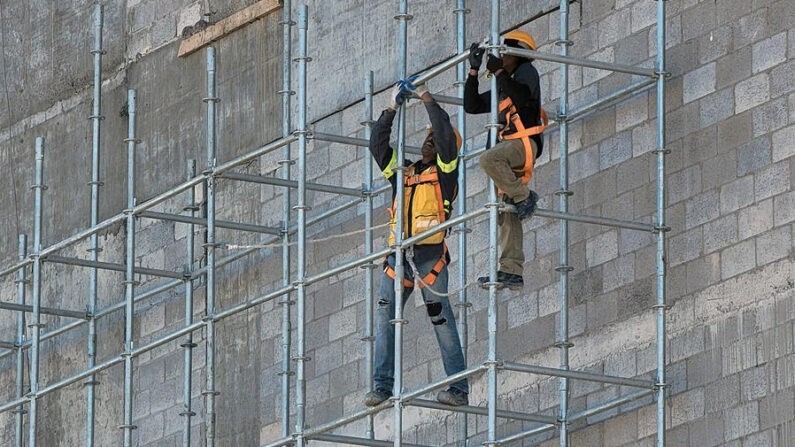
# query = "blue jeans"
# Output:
<box><xmin>374</xmin><ymin>252</ymin><xmax>468</xmax><ymax>395</ymax></box>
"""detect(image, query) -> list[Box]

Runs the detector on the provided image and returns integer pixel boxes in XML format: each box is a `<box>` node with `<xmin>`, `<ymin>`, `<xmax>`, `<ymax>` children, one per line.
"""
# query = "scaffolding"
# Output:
<box><xmin>0</xmin><ymin>0</ymin><xmax>668</xmax><ymax>446</ymax></box>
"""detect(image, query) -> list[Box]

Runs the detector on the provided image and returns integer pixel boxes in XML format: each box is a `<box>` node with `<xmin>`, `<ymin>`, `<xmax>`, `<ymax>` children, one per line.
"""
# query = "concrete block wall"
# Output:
<box><xmin>0</xmin><ymin>0</ymin><xmax>792</xmax><ymax>446</ymax></box>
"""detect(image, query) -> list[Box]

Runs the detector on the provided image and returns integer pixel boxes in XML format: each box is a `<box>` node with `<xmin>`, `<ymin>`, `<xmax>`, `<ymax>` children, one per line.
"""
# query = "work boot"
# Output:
<box><xmin>514</xmin><ymin>190</ymin><xmax>539</xmax><ymax>220</ymax></box>
<box><xmin>437</xmin><ymin>388</ymin><xmax>469</xmax><ymax>406</ymax></box>
<box><xmin>364</xmin><ymin>388</ymin><xmax>392</xmax><ymax>407</ymax></box>
<box><xmin>477</xmin><ymin>271</ymin><xmax>524</xmax><ymax>291</ymax></box>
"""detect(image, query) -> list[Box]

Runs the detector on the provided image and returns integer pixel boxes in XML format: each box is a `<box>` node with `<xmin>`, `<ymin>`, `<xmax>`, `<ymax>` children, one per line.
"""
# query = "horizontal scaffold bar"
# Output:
<box><xmin>46</xmin><ymin>255</ymin><xmax>185</xmax><ymax>280</ymax></box>
<box><xmin>139</xmin><ymin>211</ymin><xmax>281</xmax><ymax>235</ymax></box>
<box><xmin>0</xmin><ymin>301</ymin><xmax>88</xmax><ymax>320</ymax></box>
<box><xmin>312</xmin><ymin>434</ymin><xmax>431</xmax><ymax>447</ymax></box>
<box><xmin>408</xmin><ymin>399</ymin><xmax>557</xmax><ymax>425</ymax></box>
<box><xmin>311</xmin><ymin>132</ymin><xmax>423</xmax><ymax>156</ymax></box>
<box><xmin>220</xmin><ymin>172</ymin><xmax>364</xmax><ymax>197</ymax></box>
<box><xmin>502</xmin><ymin>46</ymin><xmax>658</xmax><ymax>78</ymax></box>
<box><xmin>501</xmin><ymin>361</ymin><xmax>656</xmax><ymax>389</ymax></box>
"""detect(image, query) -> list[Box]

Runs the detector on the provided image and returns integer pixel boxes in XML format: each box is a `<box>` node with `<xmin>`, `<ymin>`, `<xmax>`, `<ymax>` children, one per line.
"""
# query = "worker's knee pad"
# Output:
<box><xmin>426</xmin><ymin>302</ymin><xmax>447</xmax><ymax>325</ymax></box>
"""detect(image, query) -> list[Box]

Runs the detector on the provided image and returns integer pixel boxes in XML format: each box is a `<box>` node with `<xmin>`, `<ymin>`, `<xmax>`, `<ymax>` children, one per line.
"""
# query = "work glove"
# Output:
<box><xmin>468</xmin><ymin>42</ymin><xmax>485</xmax><ymax>70</ymax></box>
<box><xmin>486</xmin><ymin>54</ymin><xmax>503</xmax><ymax>73</ymax></box>
<box><xmin>388</xmin><ymin>83</ymin><xmax>409</xmax><ymax>111</ymax></box>
<box><xmin>402</xmin><ymin>75</ymin><xmax>428</xmax><ymax>98</ymax></box>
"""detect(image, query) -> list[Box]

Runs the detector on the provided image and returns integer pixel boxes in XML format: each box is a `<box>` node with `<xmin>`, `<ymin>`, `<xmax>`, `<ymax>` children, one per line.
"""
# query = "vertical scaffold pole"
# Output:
<box><xmin>294</xmin><ymin>6</ymin><xmax>309</xmax><ymax>446</ymax></box>
<box><xmin>181</xmin><ymin>160</ymin><xmax>197</xmax><ymax>447</ymax></box>
<box><xmin>654</xmin><ymin>0</ymin><xmax>667</xmax><ymax>445</ymax></box>
<box><xmin>485</xmin><ymin>0</ymin><xmax>500</xmax><ymax>445</ymax></box>
<box><xmin>454</xmin><ymin>1</ymin><xmax>469</xmax><ymax>445</ymax></box>
<box><xmin>121</xmin><ymin>88</ymin><xmax>138</xmax><ymax>447</ymax></box>
<box><xmin>203</xmin><ymin>46</ymin><xmax>219</xmax><ymax>447</ymax></box>
<box><xmin>86</xmin><ymin>5</ymin><xmax>104</xmax><ymax>446</ymax></box>
<box><xmin>278</xmin><ymin>0</ymin><xmax>294</xmax><ymax>439</ymax></box>
<box><xmin>362</xmin><ymin>70</ymin><xmax>376</xmax><ymax>440</ymax></box>
<box><xmin>393</xmin><ymin>1</ymin><xmax>410</xmax><ymax>445</ymax></box>
<box><xmin>28</xmin><ymin>137</ymin><xmax>45</xmax><ymax>447</ymax></box>
<box><xmin>556</xmin><ymin>1</ymin><xmax>571</xmax><ymax>445</ymax></box>
<box><xmin>14</xmin><ymin>234</ymin><xmax>27</xmax><ymax>447</ymax></box>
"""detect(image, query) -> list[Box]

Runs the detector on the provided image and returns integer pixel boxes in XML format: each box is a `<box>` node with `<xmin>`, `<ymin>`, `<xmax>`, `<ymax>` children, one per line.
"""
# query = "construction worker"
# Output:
<box><xmin>364</xmin><ymin>80</ymin><xmax>469</xmax><ymax>407</ymax></box>
<box><xmin>465</xmin><ymin>30</ymin><xmax>547</xmax><ymax>291</ymax></box>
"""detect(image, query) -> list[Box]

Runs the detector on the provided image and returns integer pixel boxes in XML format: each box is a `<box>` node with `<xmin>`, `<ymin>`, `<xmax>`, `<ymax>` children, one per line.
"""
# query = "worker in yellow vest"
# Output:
<box><xmin>465</xmin><ymin>30</ymin><xmax>548</xmax><ymax>291</ymax></box>
<box><xmin>364</xmin><ymin>80</ymin><xmax>468</xmax><ymax>407</ymax></box>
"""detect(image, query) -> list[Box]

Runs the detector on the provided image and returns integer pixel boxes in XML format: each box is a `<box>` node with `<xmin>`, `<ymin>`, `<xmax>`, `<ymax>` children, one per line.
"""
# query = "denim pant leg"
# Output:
<box><xmin>373</xmin><ymin>258</ymin><xmax>413</xmax><ymax>394</ymax></box>
<box><xmin>420</xmin><ymin>264</ymin><xmax>469</xmax><ymax>394</ymax></box>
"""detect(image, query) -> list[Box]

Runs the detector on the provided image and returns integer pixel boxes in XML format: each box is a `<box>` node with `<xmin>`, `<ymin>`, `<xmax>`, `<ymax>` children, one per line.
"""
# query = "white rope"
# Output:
<box><xmin>221</xmin><ymin>222</ymin><xmax>392</xmax><ymax>250</ymax></box>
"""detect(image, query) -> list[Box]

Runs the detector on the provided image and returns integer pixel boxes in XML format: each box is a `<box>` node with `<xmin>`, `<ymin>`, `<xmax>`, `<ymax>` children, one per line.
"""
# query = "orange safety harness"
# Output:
<box><xmin>384</xmin><ymin>243</ymin><xmax>450</xmax><ymax>289</ymax></box>
<box><xmin>498</xmin><ymin>97</ymin><xmax>549</xmax><ymax>183</ymax></box>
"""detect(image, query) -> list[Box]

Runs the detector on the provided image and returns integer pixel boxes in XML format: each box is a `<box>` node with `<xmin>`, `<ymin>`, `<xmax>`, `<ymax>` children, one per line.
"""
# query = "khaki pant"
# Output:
<box><xmin>479</xmin><ymin>138</ymin><xmax>537</xmax><ymax>276</ymax></box>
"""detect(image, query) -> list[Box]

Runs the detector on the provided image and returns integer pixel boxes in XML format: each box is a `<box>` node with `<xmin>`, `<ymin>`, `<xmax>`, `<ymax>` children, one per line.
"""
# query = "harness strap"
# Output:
<box><xmin>497</xmin><ymin>98</ymin><xmax>548</xmax><ymax>183</ymax></box>
<box><xmin>383</xmin><ymin>244</ymin><xmax>449</xmax><ymax>289</ymax></box>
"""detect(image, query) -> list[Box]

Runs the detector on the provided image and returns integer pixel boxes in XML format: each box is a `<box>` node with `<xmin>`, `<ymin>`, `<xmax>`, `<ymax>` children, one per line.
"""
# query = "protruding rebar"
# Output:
<box><xmin>28</xmin><ymin>137</ymin><xmax>45</xmax><ymax>447</ymax></box>
<box><xmin>182</xmin><ymin>160</ymin><xmax>197</xmax><ymax>447</ymax></box>
<box><xmin>294</xmin><ymin>6</ymin><xmax>309</xmax><ymax>447</ymax></box>
<box><xmin>454</xmin><ymin>2</ymin><xmax>469</xmax><ymax>445</ymax></box>
<box><xmin>655</xmin><ymin>0</ymin><xmax>668</xmax><ymax>445</ymax></box>
<box><xmin>279</xmin><ymin>0</ymin><xmax>294</xmax><ymax>439</ymax></box>
<box><xmin>121</xmin><ymin>88</ymin><xmax>138</xmax><ymax>447</ymax></box>
<box><xmin>14</xmin><ymin>234</ymin><xmax>27</xmax><ymax>447</ymax></box>
<box><xmin>363</xmin><ymin>69</ymin><xmax>376</xmax><ymax>440</ymax></box>
<box><xmin>204</xmin><ymin>46</ymin><xmax>219</xmax><ymax>447</ymax></box>
<box><xmin>393</xmin><ymin>1</ymin><xmax>410</xmax><ymax>445</ymax></box>
<box><xmin>86</xmin><ymin>4</ymin><xmax>104</xmax><ymax>445</ymax></box>
<box><xmin>557</xmin><ymin>0</ymin><xmax>571</xmax><ymax>445</ymax></box>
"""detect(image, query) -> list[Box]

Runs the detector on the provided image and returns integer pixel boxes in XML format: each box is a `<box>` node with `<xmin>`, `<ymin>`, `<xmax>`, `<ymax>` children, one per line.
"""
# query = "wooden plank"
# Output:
<box><xmin>178</xmin><ymin>0</ymin><xmax>281</xmax><ymax>57</ymax></box>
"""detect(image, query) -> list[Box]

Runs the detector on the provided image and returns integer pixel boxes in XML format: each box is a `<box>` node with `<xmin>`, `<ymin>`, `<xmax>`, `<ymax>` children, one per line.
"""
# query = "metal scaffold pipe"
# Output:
<box><xmin>278</xmin><ymin>0</ymin><xmax>293</xmax><ymax>440</ymax></box>
<box><xmin>363</xmin><ymin>69</ymin><xmax>376</xmax><ymax>440</ymax></box>
<box><xmin>181</xmin><ymin>160</ymin><xmax>197</xmax><ymax>447</ymax></box>
<box><xmin>485</xmin><ymin>1</ymin><xmax>500</xmax><ymax>445</ymax></box>
<box><xmin>121</xmin><ymin>88</ymin><xmax>138</xmax><ymax>447</ymax></box>
<box><xmin>204</xmin><ymin>46</ymin><xmax>219</xmax><ymax>447</ymax></box>
<box><xmin>294</xmin><ymin>6</ymin><xmax>309</xmax><ymax>446</ymax></box>
<box><xmin>28</xmin><ymin>137</ymin><xmax>45</xmax><ymax>447</ymax></box>
<box><xmin>655</xmin><ymin>0</ymin><xmax>668</xmax><ymax>444</ymax></box>
<box><xmin>454</xmin><ymin>1</ymin><xmax>469</xmax><ymax>445</ymax></box>
<box><xmin>393</xmin><ymin>1</ymin><xmax>409</xmax><ymax>445</ymax></box>
<box><xmin>557</xmin><ymin>0</ymin><xmax>571</xmax><ymax>444</ymax></box>
<box><xmin>14</xmin><ymin>234</ymin><xmax>27</xmax><ymax>447</ymax></box>
<box><xmin>86</xmin><ymin>4</ymin><xmax>104</xmax><ymax>445</ymax></box>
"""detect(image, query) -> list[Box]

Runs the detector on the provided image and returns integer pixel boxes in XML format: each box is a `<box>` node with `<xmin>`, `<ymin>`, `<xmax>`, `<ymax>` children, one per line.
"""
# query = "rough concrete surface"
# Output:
<box><xmin>0</xmin><ymin>0</ymin><xmax>793</xmax><ymax>446</ymax></box>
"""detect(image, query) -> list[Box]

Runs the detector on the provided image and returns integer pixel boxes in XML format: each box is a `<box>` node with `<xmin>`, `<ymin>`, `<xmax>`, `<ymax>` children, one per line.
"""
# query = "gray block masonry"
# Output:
<box><xmin>0</xmin><ymin>0</ymin><xmax>792</xmax><ymax>446</ymax></box>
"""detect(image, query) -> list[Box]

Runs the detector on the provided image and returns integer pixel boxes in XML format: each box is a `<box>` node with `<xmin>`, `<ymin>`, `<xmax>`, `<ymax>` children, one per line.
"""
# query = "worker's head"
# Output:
<box><xmin>422</xmin><ymin>125</ymin><xmax>463</xmax><ymax>163</ymax></box>
<box><xmin>502</xmin><ymin>30</ymin><xmax>536</xmax><ymax>72</ymax></box>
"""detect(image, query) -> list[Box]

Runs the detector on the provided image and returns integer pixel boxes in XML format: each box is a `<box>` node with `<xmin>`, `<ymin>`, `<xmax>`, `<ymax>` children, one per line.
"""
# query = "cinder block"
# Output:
<box><xmin>755</xmin><ymin>225</ymin><xmax>791</xmax><ymax>266</ymax></box>
<box><xmin>598</xmin><ymin>8</ymin><xmax>631</xmax><ymax>48</ymax></box>
<box><xmin>754</xmin><ymin>161</ymin><xmax>789</xmax><ymax>200</ymax></box>
<box><xmin>682</xmin><ymin>0</ymin><xmax>716</xmax><ymax>42</ymax></box>
<box><xmin>586</xmin><ymin>230</ymin><xmax>618</xmax><ymax>267</ymax></box>
<box><xmin>699</xmin><ymin>88</ymin><xmax>735</xmax><ymax>127</ymax></box>
<box><xmin>602</xmin><ymin>253</ymin><xmax>635</xmax><ymax>292</ymax></box>
<box><xmin>759</xmin><ymin>388</ymin><xmax>795</xmax><ymax>430</ymax></box>
<box><xmin>670</xmin><ymin>387</ymin><xmax>705</xmax><ymax>427</ymax></box>
<box><xmin>770</xmin><ymin>59</ymin><xmax>795</xmax><ymax>98</ymax></box>
<box><xmin>686</xmin><ymin>190</ymin><xmax>720</xmax><ymax>228</ymax></box>
<box><xmin>738</xmin><ymin>199</ymin><xmax>774</xmax><ymax>239</ymax></box>
<box><xmin>703</xmin><ymin>214</ymin><xmax>738</xmax><ymax>253</ymax></box>
<box><xmin>771</xmin><ymin>124</ymin><xmax>795</xmax><ymax>162</ymax></box>
<box><xmin>684</xmin><ymin>62</ymin><xmax>716</xmax><ymax>104</ymax></box>
<box><xmin>773</xmin><ymin>190</ymin><xmax>795</xmax><ymax>225</ymax></box>
<box><xmin>599</xmin><ymin>131</ymin><xmax>632</xmax><ymax>170</ymax></box>
<box><xmin>735</xmin><ymin>73</ymin><xmax>770</xmax><ymax>114</ymax></box>
<box><xmin>737</xmin><ymin>137</ymin><xmax>772</xmax><ymax>177</ymax></box>
<box><xmin>720</xmin><ymin>175</ymin><xmax>754</xmax><ymax>214</ymax></box>
<box><xmin>705</xmin><ymin>374</ymin><xmax>740</xmax><ymax>413</ymax></box>
<box><xmin>752</xmin><ymin>32</ymin><xmax>787</xmax><ymax>73</ymax></box>
<box><xmin>631</xmin><ymin>1</ymin><xmax>656</xmax><ymax>33</ymax></box>
<box><xmin>734</xmin><ymin>9</ymin><xmax>768</xmax><ymax>49</ymax></box>
<box><xmin>507</xmin><ymin>291</ymin><xmax>539</xmax><ymax>328</ymax></box>
<box><xmin>669</xmin><ymin>227</ymin><xmax>702</xmax><ymax>266</ymax></box>
<box><xmin>752</xmin><ymin>97</ymin><xmax>789</xmax><ymax>137</ymax></box>
<box><xmin>720</xmin><ymin>239</ymin><xmax>756</xmax><ymax>279</ymax></box>
<box><xmin>328</xmin><ymin>304</ymin><xmax>356</xmax><ymax>341</ymax></box>
<box><xmin>688</xmin><ymin>411</ymin><xmax>725</xmax><ymax>447</ymax></box>
<box><xmin>668</xmin><ymin>165</ymin><xmax>702</xmax><ymax>205</ymax></box>
<box><xmin>724</xmin><ymin>401</ymin><xmax>760</xmax><ymax>440</ymax></box>
<box><xmin>699</xmin><ymin>27</ymin><xmax>732</xmax><ymax>64</ymax></box>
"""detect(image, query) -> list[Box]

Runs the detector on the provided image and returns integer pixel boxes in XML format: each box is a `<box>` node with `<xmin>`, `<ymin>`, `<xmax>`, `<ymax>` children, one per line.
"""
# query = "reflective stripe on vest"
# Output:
<box><xmin>497</xmin><ymin>97</ymin><xmax>548</xmax><ymax>183</ymax></box>
<box><xmin>383</xmin><ymin>243</ymin><xmax>450</xmax><ymax>289</ymax></box>
<box><xmin>387</xmin><ymin>164</ymin><xmax>448</xmax><ymax>247</ymax></box>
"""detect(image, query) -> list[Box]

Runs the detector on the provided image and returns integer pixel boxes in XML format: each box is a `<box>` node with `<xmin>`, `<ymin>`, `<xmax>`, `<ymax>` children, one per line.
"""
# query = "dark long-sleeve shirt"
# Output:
<box><xmin>369</xmin><ymin>99</ymin><xmax>460</xmax><ymax>260</ymax></box>
<box><xmin>464</xmin><ymin>61</ymin><xmax>544</xmax><ymax>156</ymax></box>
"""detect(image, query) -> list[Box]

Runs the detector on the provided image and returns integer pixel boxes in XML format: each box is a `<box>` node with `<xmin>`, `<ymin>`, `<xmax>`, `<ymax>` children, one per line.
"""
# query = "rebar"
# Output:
<box><xmin>28</xmin><ymin>137</ymin><xmax>44</xmax><ymax>447</ymax></box>
<box><xmin>557</xmin><ymin>0</ymin><xmax>571</xmax><ymax>444</ymax></box>
<box><xmin>14</xmin><ymin>234</ymin><xmax>27</xmax><ymax>447</ymax></box>
<box><xmin>121</xmin><ymin>88</ymin><xmax>138</xmax><ymax>447</ymax></box>
<box><xmin>294</xmin><ymin>6</ymin><xmax>309</xmax><ymax>446</ymax></box>
<box><xmin>454</xmin><ymin>1</ymin><xmax>469</xmax><ymax>445</ymax></box>
<box><xmin>279</xmin><ymin>0</ymin><xmax>293</xmax><ymax>440</ymax></box>
<box><xmin>181</xmin><ymin>160</ymin><xmax>197</xmax><ymax>447</ymax></box>
<box><xmin>363</xmin><ymin>69</ymin><xmax>376</xmax><ymax>440</ymax></box>
<box><xmin>86</xmin><ymin>5</ymin><xmax>103</xmax><ymax>446</ymax></box>
<box><xmin>204</xmin><ymin>46</ymin><xmax>219</xmax><ymax>447</ymax></box>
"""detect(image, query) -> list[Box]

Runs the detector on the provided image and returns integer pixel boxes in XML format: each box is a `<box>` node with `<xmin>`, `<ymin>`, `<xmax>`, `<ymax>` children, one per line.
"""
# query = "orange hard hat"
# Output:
<box><xmin>503</xmin><ymin>30</ymin><xmax>537</xmax><ymax>51</ymax></box>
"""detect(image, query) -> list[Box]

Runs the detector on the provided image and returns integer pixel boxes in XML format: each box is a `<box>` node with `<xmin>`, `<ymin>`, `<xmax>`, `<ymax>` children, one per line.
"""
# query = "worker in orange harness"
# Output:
<box><xmin>465</xmin><ymin>30</ymin><xmax>548</xmax><ymax>291</ymax></box>
<box><xmin>364</xmin><ymin>80</ymin><xmax>468</xmax><ymax>407</ymax></box>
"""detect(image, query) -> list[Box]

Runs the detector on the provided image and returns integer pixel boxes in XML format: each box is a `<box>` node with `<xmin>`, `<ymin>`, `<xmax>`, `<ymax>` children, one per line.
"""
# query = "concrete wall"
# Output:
<box><xmin>0</xmin><ymin>0</ymin><xmax>792</xmax><ymax>446</ymax></box>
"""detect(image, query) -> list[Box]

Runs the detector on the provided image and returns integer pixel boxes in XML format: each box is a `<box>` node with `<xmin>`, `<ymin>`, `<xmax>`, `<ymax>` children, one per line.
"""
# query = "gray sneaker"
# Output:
<box><xmin>364</xmin><ymin>388</ymin><xmax>392</xmax><ymax>407</ymax></box>
<box><xmin>436</xmin><ymin>388</ymin><xmax>468</xmax><ymax>406</ymax></box>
